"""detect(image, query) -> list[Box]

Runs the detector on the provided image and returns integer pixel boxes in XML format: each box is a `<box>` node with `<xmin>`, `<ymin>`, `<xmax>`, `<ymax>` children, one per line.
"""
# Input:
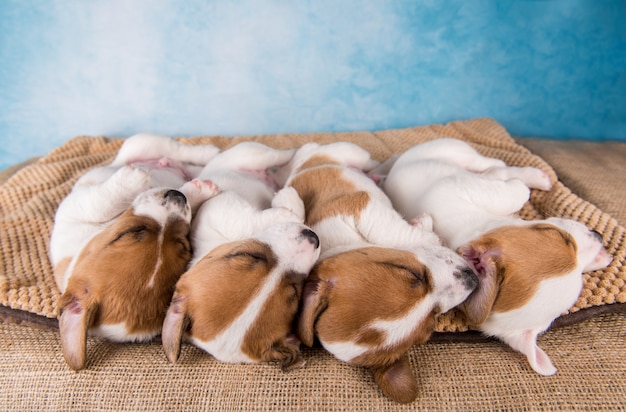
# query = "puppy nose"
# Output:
<box><xmin>591</xmin><ymin>230</ymin><xmax>603</xmax><ymax>242</ymax></box>
<box><xmin>164</xmin><ymin>189</ymin><xmax>187</xmax><ymax>206</ymax></box>
<box><xmin>457</xmin><ymin>266</ymin><xmax>478</xmax><ymax>291</ymax></box>
<box><xmin>301</xmin><ymin>229</ymin><xmax>320</xmax><ymax>249</ymax></box>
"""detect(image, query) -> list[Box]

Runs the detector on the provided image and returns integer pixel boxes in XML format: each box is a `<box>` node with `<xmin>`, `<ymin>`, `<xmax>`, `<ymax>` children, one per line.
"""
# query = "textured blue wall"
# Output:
<box><xmin>1</xmin><ymin>0</ymin><xmax>625</xmax><ymax>170</ymax></box>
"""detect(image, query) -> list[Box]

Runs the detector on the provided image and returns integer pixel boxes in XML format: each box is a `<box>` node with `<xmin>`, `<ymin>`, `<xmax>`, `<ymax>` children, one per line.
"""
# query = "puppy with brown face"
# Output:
<box><xmin>276</xmin><ymin>142</ymin><xmax>477</xmax><ymax>403</ymax></box>
<box><xmin>50</xmin><ymin>134</ymin><xmax>220</xmax><ymax>370</ymax></box>
<box><xmin>383</xmin><ymin>138</ymin><xmax>613</xmax><ymax>376</ymax></box>
<box><xmin>457</xmin><ymin>218</ymin><xmax>612</xmax><ymax>375</ymax></box>
<box><xmin>162</xmin><ymin>142</ymin><xmax>321</xmax><ymax>370</ymax></box>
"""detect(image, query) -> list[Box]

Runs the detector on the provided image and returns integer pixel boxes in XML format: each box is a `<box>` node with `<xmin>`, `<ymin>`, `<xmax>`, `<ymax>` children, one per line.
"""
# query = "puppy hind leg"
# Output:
<box><xmin>463</xmin><ymin>177</ymin><xmax>531</xmax><ymax>217</ymax></box>
<box><xmin>481</xmin><ymin>166</ymin><xmax>552</xmax><ymax>191</ymax></box>
<box><xmin>271</xmin><ymin>186</ymin><xmax>305</xmax><ymax>223</ymax></box>
<box><xmin>208</xmin><ymin>143</ymin><xmax>295</xmax><ymax>171</ymax></box>
<box><xmin>357</xmin><ymin>199</ymin><xmax>442</xmax><ymax>249</ymax></box>
<box><xmin>113</xmin><ymin>134</ymin><xmax>219</xmax><ymax>166</ymax></box>
<box><xmin>69</xmin><ymin>166</ymin><xmax>153</xmax><ymax>222</ymax></box>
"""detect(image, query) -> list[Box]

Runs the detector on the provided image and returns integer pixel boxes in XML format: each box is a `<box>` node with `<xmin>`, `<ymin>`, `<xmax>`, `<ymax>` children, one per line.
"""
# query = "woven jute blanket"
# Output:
<box><xmin>1</xmin><ymin>117</ymin><xmax>624</xmax><ymax>332</ymax></box>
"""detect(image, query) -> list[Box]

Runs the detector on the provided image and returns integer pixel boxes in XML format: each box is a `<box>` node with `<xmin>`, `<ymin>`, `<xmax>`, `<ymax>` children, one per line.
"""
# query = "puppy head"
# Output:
<box><xmin>457</xmin><ymin>221</ymin><xmax>611</xmax><ymax>326</ymax></box>
<box><xmin>58</xmin><ymin>188</ymin><xmax>193</xmax><ymax>370</ymax></box>
<box><xmin>162</xmin><ymin>222</ymin><xmax>320</xmax><ymax>370</ymax></box>
<box><xmin>544</xmin><ymin>217</ymin><xmax>612</xmax><ymax>272</ymax></box>
<box><xmin>297</xmin><ymin>246</ymin><xmax>476</xmax><ymax>403</ymax></box>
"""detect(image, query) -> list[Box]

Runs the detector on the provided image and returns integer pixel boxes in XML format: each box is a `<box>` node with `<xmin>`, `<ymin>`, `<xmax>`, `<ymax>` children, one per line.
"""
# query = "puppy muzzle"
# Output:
<box><xmin>164</xmin><ymin>189</ymin><xmax>187</xmax><ymax>208</ymax></box>
<box><xmin>301</xmin><ymin>229</ymin><xmax>320</xmax><ymax>249</ymax></box>
<box><xmin>456</xmin><ymin>266</ymin><xmax>479</xmax><ymax>291</ymax></box>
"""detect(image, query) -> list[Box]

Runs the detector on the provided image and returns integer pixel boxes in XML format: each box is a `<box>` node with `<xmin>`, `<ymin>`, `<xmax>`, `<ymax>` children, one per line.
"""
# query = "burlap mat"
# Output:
<box><xmin>2</xmin><ymin>312</ymin><xmax>624</xmax><ymax>411</ymax></box>
<box><xmin>0</xmin><ymin>118</ymin><xmax>624</xmax><ymax>333</ymax></box>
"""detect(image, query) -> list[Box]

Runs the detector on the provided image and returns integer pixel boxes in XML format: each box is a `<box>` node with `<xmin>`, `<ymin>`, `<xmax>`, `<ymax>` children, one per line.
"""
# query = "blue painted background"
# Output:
<box><xmin>1</xmin><ymin>0</ymin><xmax>625</xmax><ymax>170</ymax></box>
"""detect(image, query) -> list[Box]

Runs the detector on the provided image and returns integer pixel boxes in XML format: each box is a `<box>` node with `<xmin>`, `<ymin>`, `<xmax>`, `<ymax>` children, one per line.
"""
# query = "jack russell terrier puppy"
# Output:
<box><xmin>50</xmin><ymin>133</ymin><xmax>220</xmax><ymax>370</ymax></box>
<box><xmin>382</xmin><ymin>137</ymin><xmax>613</xmax><ymax>376</ymax></box>
<box><xmin>274</xmin><ymin>142</ymin><xmax>478</xmax><ymax>403</ymax></box>
<box><xmin>162</xmin><ymin>142</ymin><xmax>321</xmax><ymax>371</ymax></box>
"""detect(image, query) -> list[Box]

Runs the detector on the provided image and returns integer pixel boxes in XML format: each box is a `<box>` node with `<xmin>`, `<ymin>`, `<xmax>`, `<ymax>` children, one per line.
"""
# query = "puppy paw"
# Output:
<box><xmin>409</xmin><ymin>213</ymin><xmax>434</xmax><ymax>232</ymax></box>
<box><xmin>179</xmin><ymin>179</ymin><xmax>220</xmax><ymax>211</ymax></box>
<box><xmin>117</xmin><ymin>165</ymin><xmax>152</xmax><ymax>189</ymax></box>
<box><xmin>272</xmin><ymin>186</ymin><xmax>305</xmax><ymax>222</ymax></box>
<box><xmin>275</xmin><ymin>335</ymin><xmax>306</xmax><ymax>372</ymax></box>
<box><xmin>187</xmin><ymin>144</ymin><xmax>220</xmax><ymax>165</ymax></box>
<box><xmin>520</xmin><ymin>167</ymin><xmax>553</xmax><ymax>191</ymax></box>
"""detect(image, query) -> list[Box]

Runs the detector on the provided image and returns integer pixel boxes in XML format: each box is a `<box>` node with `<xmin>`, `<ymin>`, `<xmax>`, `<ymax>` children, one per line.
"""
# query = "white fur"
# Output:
<box><xmin>50</xmin><ymin>133</ymin><xmax>219</xmax><ymax>292</ymax></box>
<box><xmin>282</xmin><ymin>142</ymin><xmax>478</xmax><ymax>360</ymax></box>
<box><xmin>382</xmin><ymin>138</ymin><xmax>553</xmax><ymax>250</ymax></box>
<box><xmin>191</xmin><ymin>222</ymin><xmax>319</xmax><ymax>364</ymax></box>
<box><xmin>185</xmin><ymin>142</ymin><xmax>309</xmax><ymax>266</ymax></box>
<box><xmin>282</xmin><ymin>143</ymin><xmax>445</xmax><ymax>259</ymax></box>
<box><xmin>383</xmin><ymin>137</ymin><xmax>613</xmax><ymax>375</ymax></box>
<box><xmin>170</xmin><ymin>142</ymin><xmax>321</xmax><ymax>363</ymax></box>
<box><xmin>322</xmin><ymin>341</ymin><xmax>369</xmax><ymax>363</ymax></box>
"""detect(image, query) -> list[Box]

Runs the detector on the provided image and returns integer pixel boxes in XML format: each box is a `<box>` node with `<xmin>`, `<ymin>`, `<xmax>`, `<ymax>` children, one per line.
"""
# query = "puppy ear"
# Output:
<box><xmin>456</xmin><ymin>243</ymin><xmax>500</xmax><ymax>326</ymax></box>
<box><xmin>58</xmin><ymin>292</ymin><xmax>98</xmax><ymax>371</ymax></box>
<box><xmin>371</xmin><ymin>354</ymin><xmax>417</xmax><ymax>404</ymax></box>
<box><xmin>296</xmin><ymin>274</ymin><xmax>331</xmax><ymax>347</ymax></box>
<box><xmin>500</xmin><ymin>330</ymin><xmax>557</xmax><ymax>376</ymax></box>
<box><xmin>162</xmin><ymin>294</ymin><xmax>190</xmax><ymax>363</ymax></box>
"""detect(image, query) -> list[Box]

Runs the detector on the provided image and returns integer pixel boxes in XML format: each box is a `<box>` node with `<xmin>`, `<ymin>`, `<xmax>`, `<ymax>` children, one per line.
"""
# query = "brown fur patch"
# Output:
<box><xmin>474</xmin><ymin>223</ymin><xmax>578</xmax><ymax>313</ymax></box>
<box><xmin>60</xmin><ymin>208</ymin><xmax>192</xmax><ymax>334</ymax></box>
<box><xmin>302</xmin><ymin>247</ymin><xmax>435</xmax><ymax>367</ymax></box>
<box><xmin>241</xmin><ymin>270</ymin><xmax>304</xmax><ymax>367</ymax></box>
<box><xmin>177</xmin><ymin>239</ymin><xmax>278</xmax><ymax>344</ymax></box>
<box><xmin>297</xmin><ymin>153</ymin><xmax>342</xmax><ymax>171</ymax></box>
<box><xmin>289</xmin><ymin>167</ymin><xmax>370</xmax><ymax>227</ymax></box>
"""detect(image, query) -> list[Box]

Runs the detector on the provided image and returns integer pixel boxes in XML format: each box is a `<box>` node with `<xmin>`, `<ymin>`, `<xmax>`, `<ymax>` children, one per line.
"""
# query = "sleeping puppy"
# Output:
<box><xmin>162</xmin><ymin>142</ymin><xmax>321</xmax><ymax>371</ymax></box>
<box><xmin>382</xmin><ymin>137</ymin><xmax>613</xmax><ymax>376</ymax></box>
<box><xmin>276</xmin><ymin>142</ymin><xmax>478</xmax><ymax>403</ymax></box>
<box><xmin>50</xmin><ymin>133</ymin><xmax>220</xmax><ymax>370</ymax></box>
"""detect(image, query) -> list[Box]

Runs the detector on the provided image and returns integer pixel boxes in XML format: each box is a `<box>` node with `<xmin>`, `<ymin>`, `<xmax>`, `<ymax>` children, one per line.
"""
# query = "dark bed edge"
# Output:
<box><xmin>2</xmin><ymin>303</ymin><xmax>624</xmax><ymax>344</ymax></box>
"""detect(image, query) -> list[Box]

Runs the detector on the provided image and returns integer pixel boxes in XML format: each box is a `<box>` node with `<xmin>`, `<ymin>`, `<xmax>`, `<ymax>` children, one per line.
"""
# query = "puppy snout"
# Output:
<box><xmin>591</xmin><ymin>230</ymin><xmax>603</xmax><ymax>242</ymax></box>
<box><xmin>164</xmin><ymin>189</ymin><xmax>187</xmax><ymax>206</ymax></box>
<box><xmin>456</xmin><ymin>266</ymin><xmax>479</xmax><ymax>291</ymax></box>
<box><xmin>301</xmin><ymin>229</ymin><xmax>320</xmax><ymax>249</ymax></box>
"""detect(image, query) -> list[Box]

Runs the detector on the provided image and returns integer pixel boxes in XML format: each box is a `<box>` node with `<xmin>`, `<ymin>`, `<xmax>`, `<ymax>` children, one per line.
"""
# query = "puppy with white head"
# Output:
<box><xmin>383</xmin><ymin>138</ymin><xmax>613</xmax><ymax>376</ymax></box>
<box><xmin>277</xmin><ymin>142</ymin><xmax>477</xmax><ymax>403</ymax></box>
<box><xmin>162</xmin><ymin>142</ymin><xmax>321</xmax><ymax>370</ymax></box>
<box><xmin>50</xmin><ymin>133</ymin><xmax>220</xmax><ymax>370</ymax></box>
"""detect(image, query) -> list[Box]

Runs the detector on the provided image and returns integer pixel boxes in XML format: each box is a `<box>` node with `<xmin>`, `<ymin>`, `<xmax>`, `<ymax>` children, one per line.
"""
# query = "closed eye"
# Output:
<box><xmin>226</xmin><ymin>251</ymin><xmax>268</xmax><ymax>262</ymax></box>
<box><xmin>384</xmin><ymin>262</ymin><xmax>426</xmax><ymax>283</ymax></box>
<box><xmin>111</xmin><ymin>225</ymin><xmax>149</xmax><ymax>243</ymax></box>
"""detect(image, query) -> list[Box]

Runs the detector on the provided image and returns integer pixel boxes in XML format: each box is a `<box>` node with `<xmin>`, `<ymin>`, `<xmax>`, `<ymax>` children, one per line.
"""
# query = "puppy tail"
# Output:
<box><xmin>58</xmin><ymin>292</ymin><xmax>98</xmax><ymax>371</ymax></box>
<box><xmin>162</xmin><ymin>293</ymin><xmax>190</xmax><ymax>363</ymax></box>
<box><xmin>371</xmin><ymin>354</ymin><xmax>418</xmax><ymax>404</ymax></box>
